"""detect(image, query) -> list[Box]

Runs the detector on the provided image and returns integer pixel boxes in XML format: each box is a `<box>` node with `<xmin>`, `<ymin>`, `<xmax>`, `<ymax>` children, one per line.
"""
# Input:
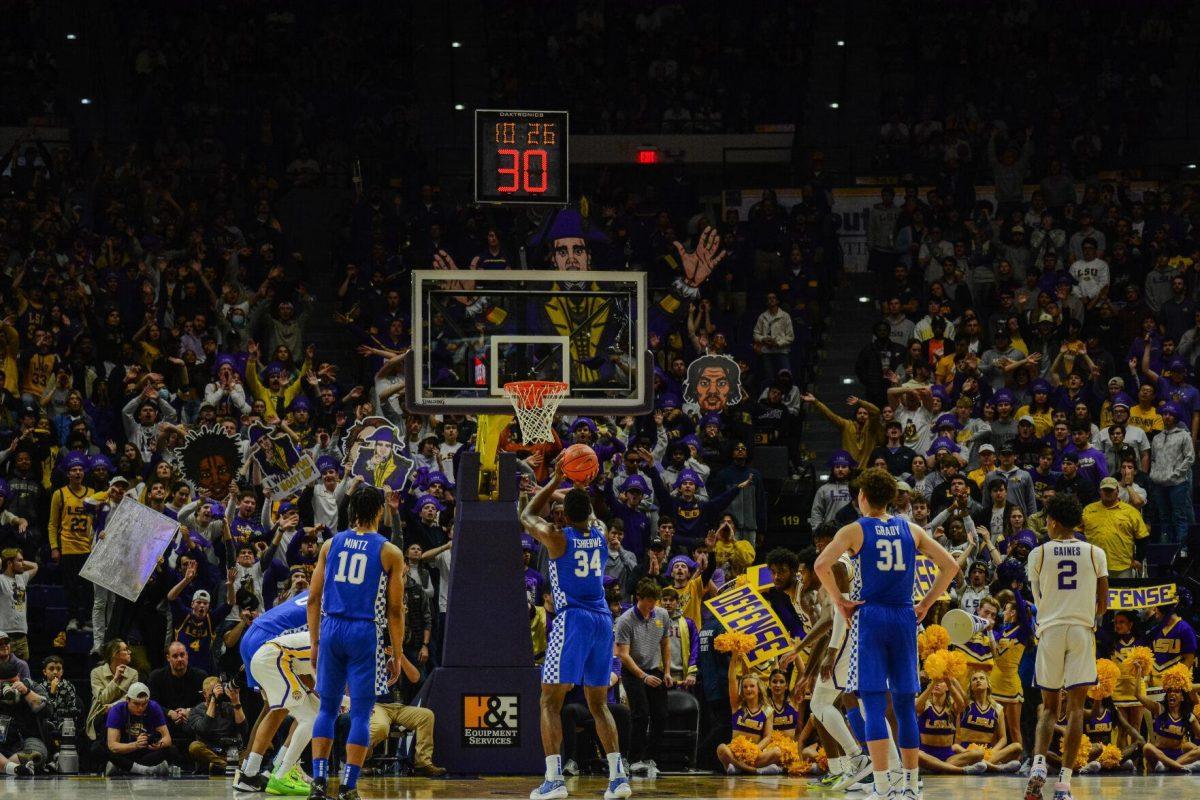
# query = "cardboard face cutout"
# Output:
<box><xmin>342</xmin><ymin>415</ymin><xmax>415</xmax><ymax>491</ymax></box>
<box><xmin>683</xmin><ymin>354</ymin><xmax>744</xmax><ymax>413</ymax></box>
<box><xmin>175</xmin><ymin>426</ymin><xmax>243</xmax><ymax>497</ymax></box>
<box><xmin>245</xmin><ymin>422</ymin><xmax>319</xmax><ymax>500</ymax></box>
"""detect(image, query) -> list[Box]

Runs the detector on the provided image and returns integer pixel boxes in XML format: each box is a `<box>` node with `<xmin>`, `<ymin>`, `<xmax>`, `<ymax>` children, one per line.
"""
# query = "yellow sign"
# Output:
<box><xmin>1107</xmin><ymin>583</ymin><xmax>1176</xmax><ymax>611</ymax></box>
<box><xmin>705</xmin><ymin>583</ymin><xmax>793</xmax><ymax>667</ymax></box>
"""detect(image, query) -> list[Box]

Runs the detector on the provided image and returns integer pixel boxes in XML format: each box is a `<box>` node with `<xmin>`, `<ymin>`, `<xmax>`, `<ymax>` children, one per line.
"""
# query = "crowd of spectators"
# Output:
<box><xmin>484</xmin><ymin>1</ymin><xmax>808</xmax><ymax>134</ymax></box>
<box><xmin>874</xmin><ymin>0</ymin><xmax>1182</xmax><ymax>179</ymax></box>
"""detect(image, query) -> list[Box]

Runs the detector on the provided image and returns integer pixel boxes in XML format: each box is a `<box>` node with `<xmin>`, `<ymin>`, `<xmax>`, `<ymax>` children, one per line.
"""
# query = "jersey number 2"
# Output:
<box><xmin>875</xmin><ymin>539</ymin><xmax>906</xmax><ymax>572</ymax></box>
<box><xmin>574</xmin><ymin>549</ymin><xmax>602</xmax><ymax>578</ymax></box>
<box><xmin>1057</xmin><ymin>560</ymin><xmax>1077</xmax><ymax>590</ymax></box>
<box><xmin>334</xmin><ymin>551</ymin><xmax>367</xmax><ymax>585</ymax></box>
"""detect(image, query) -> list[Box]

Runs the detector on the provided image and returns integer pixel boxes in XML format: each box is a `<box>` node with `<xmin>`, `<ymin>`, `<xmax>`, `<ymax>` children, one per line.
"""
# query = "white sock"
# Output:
<box><xmin>904</xmin><ymin>767</ymin><xmax>919</xmax><ymax>792</ymax></box>
<box><xmin>1059</xmin><ymin>766</ymin><xmax>1072</xmax><ymax>786</ymax></box>
<box><xmin>244</xmin><ymin>752</ymin><xmax>264</xmax><ymax>777</ymax></box>
<box><xmin>873</xmin><ymin>770</ymin><xmax>890</xmax><ymax>795</ymax></box>
<box><xmin>239</xmin><ymin>756</ymin><xmax>250</xmax><ymax>772</ymax></box>
<box><xmin>607</xmin><ymin>752</ymin><xmax>624</xmax><ymax>780</ymax></box>
<box><xmin>828</xmin><ymin>756</ymin><xmax>844</xmax><ymax>775</ymax></box>
<box><xmin>546</xmin><ymin>755</ymin><xmax>563</xmax><ymax>781</ymax></box>
<box><xmin>130</xmin><ymin>763</ymin><xmax>157</xmax><ymax>775</ymax></box>
<box><xmin>3</xmin><ymin>763</ymin><xmax>15</xmax><ymax>775</ymax></box>
<box><xmin>1032</xmin><ymin>754</ymin><xmax>1047</xmax><ymax>776</ymax></box>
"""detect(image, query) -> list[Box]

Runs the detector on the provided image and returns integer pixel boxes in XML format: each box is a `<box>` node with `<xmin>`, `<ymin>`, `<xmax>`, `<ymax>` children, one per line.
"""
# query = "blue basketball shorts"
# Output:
<box><xmin>316</xmin><ymin>615</ymin><xmax>384</xmax><ymax>702</ymax></box>
<box><xmin>240</xmin><ymin>626</ymin><xmax>272</xmax><ymax>691</ymax></box>
<box><xmin>847</xmin><ymin>604</ymin><xmax>919</xmax><ymax>694</ymax></box>
<box><xmin>542</xmin><ymin>607</ymin><xmax>614</xmax><ymax>687</ymax></box>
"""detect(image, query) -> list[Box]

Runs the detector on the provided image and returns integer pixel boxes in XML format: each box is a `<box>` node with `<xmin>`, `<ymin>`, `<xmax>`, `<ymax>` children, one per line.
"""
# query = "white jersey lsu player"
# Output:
<box><xmin>1027</xmin><ymin>537</ymin><xmax>1108</xmax><ymax>690</ymax></box>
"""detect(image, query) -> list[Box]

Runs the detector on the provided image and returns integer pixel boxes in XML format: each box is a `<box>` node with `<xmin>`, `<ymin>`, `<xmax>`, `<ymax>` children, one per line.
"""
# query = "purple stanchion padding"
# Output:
<box><xmin>414</xmin><ymin>452</ymin><xmax>544</xmax><ymax>773</ymax></box>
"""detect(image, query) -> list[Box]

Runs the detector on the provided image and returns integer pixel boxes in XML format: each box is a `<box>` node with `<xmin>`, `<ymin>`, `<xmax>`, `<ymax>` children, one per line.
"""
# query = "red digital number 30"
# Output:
<box><xmin>497</xmin><ymin>148</ymin><xmax>549</xmax><ymax>194</ymax></box>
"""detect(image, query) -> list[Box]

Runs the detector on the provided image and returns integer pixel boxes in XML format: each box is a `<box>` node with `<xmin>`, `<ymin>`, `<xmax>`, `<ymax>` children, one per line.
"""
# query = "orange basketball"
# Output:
<box><xmin>560</xmin><ymin>443</ymin><xmax>599</xmax><ymax>484</ymax></box>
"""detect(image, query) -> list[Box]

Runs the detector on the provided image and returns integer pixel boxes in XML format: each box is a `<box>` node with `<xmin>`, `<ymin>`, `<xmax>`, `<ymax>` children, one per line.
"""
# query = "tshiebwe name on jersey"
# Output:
<box><xmin>572</xmin><ymin>534</ymin><xmax>604</xmax><ymax>550</ymax></box>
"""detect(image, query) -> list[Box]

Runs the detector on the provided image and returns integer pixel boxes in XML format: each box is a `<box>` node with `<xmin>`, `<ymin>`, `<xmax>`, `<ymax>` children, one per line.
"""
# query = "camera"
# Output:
<box><xmin>0</xmin><ymin>683</ymin><xmax>19</xmax><ymax>705</ymax></box>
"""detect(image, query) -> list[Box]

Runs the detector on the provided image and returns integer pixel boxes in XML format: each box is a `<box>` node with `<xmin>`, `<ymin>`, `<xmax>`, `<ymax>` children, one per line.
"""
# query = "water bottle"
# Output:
<box><xmin>56</xmin><ymin>718</ymin><xmax>79</xmax><ymax>774</ymax></box>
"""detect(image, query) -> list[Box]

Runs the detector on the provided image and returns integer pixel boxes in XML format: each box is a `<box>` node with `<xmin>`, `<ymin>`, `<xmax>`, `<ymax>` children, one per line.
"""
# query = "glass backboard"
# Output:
<box><xmin>405</xmin><ymin>269</ymin><xmax>651</xmax><ymax>414</ymax></box>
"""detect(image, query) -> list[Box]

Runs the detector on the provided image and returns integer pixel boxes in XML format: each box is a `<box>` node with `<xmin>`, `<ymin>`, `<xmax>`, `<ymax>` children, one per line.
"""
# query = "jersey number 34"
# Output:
<box><xmin>574</xmin><ymin>549</ymin><xmax>602</xmax><ymax>578</ymax></box>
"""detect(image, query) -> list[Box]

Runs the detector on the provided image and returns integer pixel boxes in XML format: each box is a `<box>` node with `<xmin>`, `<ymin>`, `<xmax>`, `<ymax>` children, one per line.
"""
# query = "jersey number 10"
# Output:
<box><xmin>574</xmin><ymin>549</ymin><xmax>602</xmax><ymax>578</ymax></box>
<box><xmin>876</xmin><ymin>539</ymin><xmax>907</xmax><ymax>572</ymax></box>
<box><xmin>334</xmin><ymin>551</ymin><xmax>368</xmax><ymax>585</ymax></box>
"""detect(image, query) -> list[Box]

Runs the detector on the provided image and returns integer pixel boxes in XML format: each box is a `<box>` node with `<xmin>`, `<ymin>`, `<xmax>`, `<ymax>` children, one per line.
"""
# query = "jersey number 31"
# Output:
<box><xmin>876</xmin><ymin>539</ymin><xmax>906</xmax><ymax>572</ymax></box>
<box><xmin>574</xmin><ymin>549</ymin><xmax>602</xmax><ymax>578</ymax></box>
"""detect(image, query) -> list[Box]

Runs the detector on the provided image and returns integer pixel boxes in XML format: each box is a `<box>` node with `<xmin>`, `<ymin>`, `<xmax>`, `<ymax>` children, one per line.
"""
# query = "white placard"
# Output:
<box><xmin>80</xmin><ymin>496</ymin><xmax>180</xmax><ymax>602</ymax></box>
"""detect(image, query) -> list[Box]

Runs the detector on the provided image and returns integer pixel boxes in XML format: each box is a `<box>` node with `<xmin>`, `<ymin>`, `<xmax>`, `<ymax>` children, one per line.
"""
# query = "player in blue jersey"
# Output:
<box><xmin>234</xmin><ymin>590</ymin><xmax>314</xmax><ymax>794</ymax></box>
<box><xmin>815</xmin><ymin>468</ymin><xmax>959</xmax><ymax>800</ymax></box>
<box><xmin>306</xmin><ymin>488</ymin><xmax>407</xmax><ymax>800</ymax></box>
<box><xmin>520</xmin><ymin>461</ymin><xmax>630</xmax><ymax>800</ymax></box>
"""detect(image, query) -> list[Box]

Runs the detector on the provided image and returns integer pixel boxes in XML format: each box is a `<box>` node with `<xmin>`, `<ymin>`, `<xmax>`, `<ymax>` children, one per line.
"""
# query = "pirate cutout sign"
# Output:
<box><xmin>174</xmin><ymin>426</ymin><xmax>242</xmax><ymax>497</ymax></box>
<box><xmin>683</xmin><ymin>354</ymin><xmax>744</xmax><ymax>413</ymax></box>
<box><xmin>245</xmin><ymin>421</ymin><xmax>319</xmax><ymax>500</ymax></box>
<box><xmin>341</xmin><ymin>415</ymin><xmax>415</xmax><ymax>491</ymax></box>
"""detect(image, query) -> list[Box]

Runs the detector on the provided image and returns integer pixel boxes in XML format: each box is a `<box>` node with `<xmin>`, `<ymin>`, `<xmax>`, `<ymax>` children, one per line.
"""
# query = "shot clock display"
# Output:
<box><xmin>474</xmin><ymin>109</ymin><xmax>568</xmax><ymax>205</ymax></box>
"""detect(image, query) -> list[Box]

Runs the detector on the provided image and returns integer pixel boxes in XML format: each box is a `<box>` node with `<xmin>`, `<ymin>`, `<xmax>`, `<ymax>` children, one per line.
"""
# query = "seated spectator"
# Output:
<box><xmin>0</xmin><ymin>632</ymin><xmax>30</xmax><ymax>684</ymax></box>
<box><xmin>86</xmin><ymin>639</ymin><xmax>138</xmax><ymax>742</ymax></box>
<box><xmin>39</xmin><ymin>656</ymin><xmax>79</xmax><ymax>769</ymax></box>
<box><xmin>365</xmin><ymin>653</ymin><xmax>445</xmax><ymax>777</ymax></box>
<box><xmin>99</xmin><ymin>682</ymin><xmax>181</xmax><ymax>776</ymax></box>
<box><xmin>186</xmin><ymin>677</ymin><xmax>246</xmax><ymax>775</ymax></box>
<box><xmin>0</xmin><ymin>660</ymin><xmax>48</xmax><ymax>769</ymax></box>
<box><xmin>147</xmin><ymin>642</ymin><xmax>208</xmax><ymax>752</ymax></box>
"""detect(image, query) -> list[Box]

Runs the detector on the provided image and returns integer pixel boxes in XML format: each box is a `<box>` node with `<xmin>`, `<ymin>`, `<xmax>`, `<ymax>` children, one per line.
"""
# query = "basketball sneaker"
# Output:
<box><xmin>1051</xmin><ymin>782</ymin><xmax>1072</xmax><ymax>800</ymax></box>
<box><xmin>1024</xmin><ymin>769</ymin><xmax>1046</xmax><ymax>800</ymax></box>
<box><xmin>530</xmin><ymin>779</ymin><xmax>569</xmax><ymax>800</ymax></box>
<box><xmin>604</xmin><ymin>776</ymin><xmax>632</xmax><ymax>800</ymax></box>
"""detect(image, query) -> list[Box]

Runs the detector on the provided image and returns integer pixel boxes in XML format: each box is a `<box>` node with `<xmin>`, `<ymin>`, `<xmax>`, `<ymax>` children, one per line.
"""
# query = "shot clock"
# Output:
<box><xmin>474</xmin><ymin>109</ymin><xmax>568</xmax><ymax>205</ymax></box>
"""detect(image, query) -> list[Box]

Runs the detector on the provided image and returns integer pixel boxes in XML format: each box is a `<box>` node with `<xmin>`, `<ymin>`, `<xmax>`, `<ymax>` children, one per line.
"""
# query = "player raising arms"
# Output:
<box><xmin>1025</xmin><ymin>494</ymin><xmax>1108</xmax><ymax>800</ymax></box>
<box><xmin>307</xmin><ymin>488</ymin><xmax>407</xmax><ymax>800</ymax></box>
<box><xmin>521</xmin><ymin>461</ymin><xmax>630</xmax><ymax>800</ymax></box>
<box><xmin>815</xmin><ymin>468</ymin><xmax>960</xmax><ymax>800</ymax></box>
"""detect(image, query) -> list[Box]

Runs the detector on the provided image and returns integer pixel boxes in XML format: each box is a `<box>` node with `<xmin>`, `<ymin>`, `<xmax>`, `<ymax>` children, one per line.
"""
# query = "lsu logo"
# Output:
<box><xmin>463</xmin><ymin>694</ymin><xmax>519</xmax><ymax>747</ymax></box>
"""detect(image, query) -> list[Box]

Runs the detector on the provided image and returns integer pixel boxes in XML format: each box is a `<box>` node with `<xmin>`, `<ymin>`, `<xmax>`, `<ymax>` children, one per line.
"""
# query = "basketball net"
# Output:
<box><xmin>503</xmin><ymin>381</ymin><xmax>568</xmax><ymax>444</ymax></box>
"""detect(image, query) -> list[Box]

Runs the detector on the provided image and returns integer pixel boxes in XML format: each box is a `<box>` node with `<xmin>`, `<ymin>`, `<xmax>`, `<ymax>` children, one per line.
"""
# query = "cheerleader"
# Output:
<box><xmin>767</xmin><ymin>669</ymin><xmax>801</xmax><ymax>742</ymax></box>
<box><xmin>1106</xmin><ymin>611</ymin><xmax>1148</xmax><ymax>742</ymax></box>
<box><xmin>916</xmin><ymin>677</ymin><xmax>987</xmax><ymax>774</ymax></box>
<box><xmin>1076</xmin><ymin>695</ymin><xmax>1141</xmax><ymax>773</ymax></box>
<box><xmin>989</xmin><ymin>589</ymin><xmax>1034</xmax><ymax>753</ymax></box>
<box><xmin>956</xmin><ymin>669</ymin><xmax>1022</xmax><ymax>770</ymax></box>
<box><xmin>1138</xmin><ymin>682</ymin><xmax>1200</xmax><ymax>772</ymax></box>
<box><xmin>952</xmin><ymin>596</ymin><xmax>998</xmax><ymax>687</ymax></box>
<box><xmin>717</xmin><ymin>670</ymin><xmax>783</xmax><ymax>774</ymax></box>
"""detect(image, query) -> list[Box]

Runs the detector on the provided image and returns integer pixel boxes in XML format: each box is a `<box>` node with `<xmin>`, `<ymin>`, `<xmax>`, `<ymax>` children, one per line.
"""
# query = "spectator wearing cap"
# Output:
<box><xmin>966</xmin><ymin>443</ymin><xmax>998</xmax><ymax>490</ymax></box>
<box><xmin>709</xmin><ymin>442</ymin><xmax>766</xmax><ymax>547</ymax></box>
<box><xmin>0</xmin><ymin>549</ymin><xmax>35</xmax><ymax>660</ymax></box>
<box><xmin>1010</xmin><ymin>415</ymin><xmax>1043</xmax><ymax>469</ymax></box>
<box><xmin>100</xmin><ymin>681</ymin><xmax>180</xmax><ymax>776</ymax></box>
<box><xmin>0</xmin><ymin>632</ymin><xmax>30</xmax><ymax>685</ymax></box>
<box><xmin>869</xmin><ymin>420</ymin><xmax>918</xmax><ymax>476</ymax></box>
<box><xmin>646</xmin><ymin>466</ymin><xmax>748</xmax><ymax>554</ymax></box>
<box><xmin>1099</xmin><ymin>396</ymin><xmax>1150</xmax><ymax>472</ymax></box>
<box><xmin>244</xmin><ymin>340</ymin><xmax>310</xmax><ymax>420</ymax></box>
<box><xmin>1055</xmin><ymin>453</ymin><xmax>1099</xmax><ymax>506</ymax></box>
<box><xmin>165</xmin><ymin>575</ymin><xmax>231</xmax><ymax>675</ymax></box>
<box><xmin>409</xmin><ymin>493</ymin><xmax>448</xmax><ymax>551</ymax></box>
<box><xmin>601</xmin><ymin>465</ymin><xmax>655</xmax><ymax>561</ymax></box>
<box><xmin>121</xmin><ymin>381</ymin><xmax>178</xmax><ymax>461</ymax></box>
<box><xmin>203</xmin><ymin>357</ymin><xmax>252</xmax><ymax>418</ymax></box>
<box><xmin>47</xmin><ymin>450</ymin><xmax>99</xmax><ymax>632</ymax></box>
<box><xmin>1128</xmin><ymin>382</ymin><xmax>1164</xmax><ymax>435</ymax></box>
<box><xmin>985</xmin><ymin>390</ymin><xmax>1021</xmax><ymax>447</ymax></box>
<box><xmin>657</xmin><ymin>441</ymin><xmax>709</xmax><ymax>499</ymax></box>
<box><xmin>86</xmin><ymin>640</ymin><xmax>138</xmax><ymax>742</ymax></box>
<box><xmin>1082</xmin><ymin>477</ymin><xmax>1150</xmax><ymax>579</ymax></box>
<box><xmin>809</xmin><ymin>451</ymin><xmax>854</xmax><ymax>531</ymax></box>
<box><xmin>1149</xmin><ymin>402</ymin><xmax>1196</xmax><ymax>544</ymax></box>
<box><xmin>1144</xmin><ymin>357</ymin><xmax>1200</xmax><ymax>440</ymax></box>
<box><xmin>986</xmin><ymin>443</ymin><xmax>1037</xmax><ymax>516</ymax></box>
<box><xmin>801</xmin><ymin>392</ymin><xmax>882</xmax><ymax>468</ymax></box>
<box><xmin>302</xmin><ymin>455</ymin><xmax>348</xmax><ymax>532</ymax></box>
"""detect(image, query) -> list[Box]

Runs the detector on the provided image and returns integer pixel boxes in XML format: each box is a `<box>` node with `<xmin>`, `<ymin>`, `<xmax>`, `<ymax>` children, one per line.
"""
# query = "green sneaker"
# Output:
<box><xmin>266</xmin><ymin>772</ymin><xmax>310</xmax><ymax>796</ymax></box>
<box><xmin>285</xmin><ymin>766</ymin><xmax>311</xmax><ymax>788</ymax></box>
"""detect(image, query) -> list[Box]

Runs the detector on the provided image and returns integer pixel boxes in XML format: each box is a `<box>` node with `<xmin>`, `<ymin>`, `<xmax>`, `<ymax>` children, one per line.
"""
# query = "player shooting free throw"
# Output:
<box><xmin>814</xmin><ymin>467</ymin><xmax>961</xmax><ymax>800</ymax></box>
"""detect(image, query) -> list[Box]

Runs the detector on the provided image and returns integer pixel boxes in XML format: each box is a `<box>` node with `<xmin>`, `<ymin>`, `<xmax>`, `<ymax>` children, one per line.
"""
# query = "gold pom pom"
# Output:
<box><xmin>1161</xmin><ymin>663</ymin><xmax>1193</xmax><ymax>692</ymax></box>
<box><xmin>924</xmin><ymin>650</ymin><xmax>950</xmax><ymax>680</ymax></box>
<box><xmin>1121</xmin><ymin>647</ymin><xmax>1154</xmax><ymax>678</ymax></box>
<box><xmin>814</xmin><ymin>747</ymin><xmax>828</xmax><ymax>774</ymax></box>
<box><xmin>1098</xmin><ymin>744</ymin><xmax>1122</xmax><ymax>769</ymax></box>
<box><xmin>1074</xmin><ymin>735</ymin><xmax>1091</xmax><ymax>770</ymax></box>
<box><xmin>1089</xmin><ymin>658</ymin><xmax>1121</xmax><ymax>700</ymax></box>
<box><xmin>924</xmin><ymin>624</ymin><xmax>951</xmax><ymax>653</ymax></box>
<box><xmin>946</xmin><ymin>650</ymin><xmax>969</xmax><ymax>680</ymax></box>
<box><xmin>729</xmin><ymin>736</ymin><xmax>762</xmax><ymax>766</ymax></box>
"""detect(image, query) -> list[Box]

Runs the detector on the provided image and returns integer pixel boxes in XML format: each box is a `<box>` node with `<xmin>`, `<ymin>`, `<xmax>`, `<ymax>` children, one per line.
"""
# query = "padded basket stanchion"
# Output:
<box><xmin>502</xmin><ymin>380</ymin><xmax>568</xmax><ymax>444</ymax></box>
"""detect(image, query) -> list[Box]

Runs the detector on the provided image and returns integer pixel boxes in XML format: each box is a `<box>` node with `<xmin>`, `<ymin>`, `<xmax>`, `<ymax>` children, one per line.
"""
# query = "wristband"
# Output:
<box><xmin>231</xmin><ymin>704</ymin><xmax>242</xmax><ymax>709</ymax></box>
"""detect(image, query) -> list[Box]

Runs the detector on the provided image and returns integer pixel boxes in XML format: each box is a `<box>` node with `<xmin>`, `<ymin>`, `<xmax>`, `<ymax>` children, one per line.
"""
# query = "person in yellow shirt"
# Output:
<box><xmin>1016</xmin><ymin>379</ymin><xmax>1055</xmax><ymax>438</ymax></box>
<box><xmin>48</xmin><ymin>451</ymin><xmax>98</xmax><ymax>631</ymax></box>
<box><xmin>243</xmin><ymin>341</ymin><xmax>311</xmax><ymax>420</ymax></box>
<box><xmin>967</xmin><ymin>444</ymin><xmax>998</xmax><ymax>490</ymax></box>
<box><xmin>1128</xmin><ymin>384</ymin><xmax>1164</xmax><ymax>435</ymax></box>
<box><xmin>1080</xmin><ymin>477</ymin><xmax>1150</xmax><ymax>578</ymax></box>
<box><xmin>801</xmin><ymin>392</ymin><xmax>882</xmax><ymax>468</ymax></box>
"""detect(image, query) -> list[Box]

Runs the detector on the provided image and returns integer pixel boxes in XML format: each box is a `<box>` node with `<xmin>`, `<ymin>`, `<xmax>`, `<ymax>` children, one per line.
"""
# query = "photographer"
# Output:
<box><xmin>186</xmin><ymin>676</ymin><xmax>245</xmax><ymax>774</ymax></box>
<box><xmin>0</xmin><ymin>660</ymin><xmax>47</xmax><ymax>770</ymax></box>
<box><xmin>100</xmin><ymin>683</ymin><xmax>180</xmax><ymax>776</ymax></box>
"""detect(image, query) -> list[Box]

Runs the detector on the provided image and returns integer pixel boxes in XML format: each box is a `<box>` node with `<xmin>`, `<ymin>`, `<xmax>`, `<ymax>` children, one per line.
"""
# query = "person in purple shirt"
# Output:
<box><xmin>1043</xmin><ymin>419</ymin><xmax>1073</xmax><ymax>468</ymax></box>
<box><xmin>1061</xmin><ymin>422</ymin><xmax>1108</xmax><ymax>485</ymax></box>
<box><xmin>101</xmin><ymin>681</ymin><xmax>183</xmax><ymax>775</ymax></box>
<box><xmin>1145</xmin><ymin>600</ymin><xmax>1197</xmax><ymax>688</ymax></box>
<box><xmin>1147</xmin><ymin>357</ymin><xmax>1200</xmax><ymax>427</ymax></box>
<box><xmin>522</xmin><ymin>534</ymin><xmax>547</xmax><ymax>608</ymax></box>
<box><xmin>645</xmin><ymin>468</ymin><xmax>748</xmax><ymax>551</ymax></box>
<box><xmin>600</xmin><ymin>471</ymin><xmax>654</xmax><ymax>557</ymax></box>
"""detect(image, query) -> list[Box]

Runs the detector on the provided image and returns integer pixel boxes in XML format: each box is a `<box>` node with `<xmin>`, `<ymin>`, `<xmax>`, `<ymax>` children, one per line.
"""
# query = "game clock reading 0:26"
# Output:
<box><xmin>474</xmin><ymin>109</ymin><xmax>568</xmax><ymax>205</ymax></box>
